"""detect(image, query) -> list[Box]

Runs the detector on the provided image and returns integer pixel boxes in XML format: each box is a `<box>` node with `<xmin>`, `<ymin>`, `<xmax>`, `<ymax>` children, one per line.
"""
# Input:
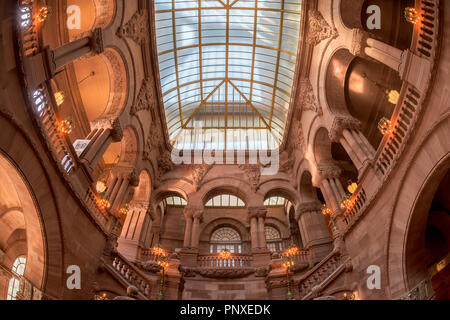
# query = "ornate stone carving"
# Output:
<box><xmin>239</xmin><ymin>164</ymin><xmax>261</xmax><ymax>192</ymax></box>
<box><xmin>90</xmin><ymin>28</ymin><xmax>105</xmax><ymax>54</ymax></box>
<box><xmin>306</xmin><ymin>10</ymin><xmax>338</xmax><ymax>46</ymax></box>
<box><xmin>279</xmin><ymin>157</ymin><xmax>294</xmax><ymax>175</ymax></box>
<box><xmin>128</xmin><ymin>169</ymin><xmax>140</xmax><ymax>187</ymax></box>
<box><xmin>248</xmin><ymin>206</ymin><xmax>267</xmax><ymax>219</ymax></box>
<box><xmin>255</xmin><ymin>266</ymin><xmax>271</xmax><ymax>278</ymax></box>
<box><xmin>195</xmin><ymin>268</ymin><xmax>255</xmax><ymax>279</ymax></box>
<box><xmin>328</xmin><ymin>117</ymin><xmax>361</xmax><ymax>142</ymax></box>
<box><xmin>350</xmin><ymin>28</ymin><xmax>369</xmax><ymax>57</ymax></box>
<box><xmin>102</xmin><ymin>50</ymin><xmax>126</xmax><ymax>116</ymax></box>
<box><xmin>296</xmin><ymin>201</ymin><xmax>322</xmax><ymax>220</ymax></box>
<box><xmin>190</xmin><ymin>164</ymin><xmax>212</xmax><ymax>191</ymax></box>
<box><xmin>298</xmin><ymin>78</ymin><xmax>322</xmax><ymax>115</ymax></box>
<box><xmin>131</xmin><ymin>77</ymin><xmax>155</xmax><ymax>116</ymax></box>
<box><xmin>157</xmin><ymin>151</ymin><xmax>175</xmax><ymax>182</ymax></box>
<box><xmin>117</xmin><ymin>10</ymin><xmax>149</xmax><ymax>45</ymax></box>
<box><xmin>317</xmin><ymin>160</ymin><xmax>342</xmax><ymax>179</ymax></box>
<box><xmin>91</xmin><ymin>117</ymin><xmax>123</xmax><ymax>142</ymax></box>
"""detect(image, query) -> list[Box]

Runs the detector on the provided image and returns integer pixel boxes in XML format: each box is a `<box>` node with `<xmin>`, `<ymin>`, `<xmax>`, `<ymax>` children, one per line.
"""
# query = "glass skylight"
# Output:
<box><xmin>164</xmin><ymin>196</ymin><xmax>187</xmax><ymax>206</ymax></box>
<box><xmin>205</xmin><ymin>194</ymin><xmax>246</xmax><ymax>207</ymax></box>
<box><xmin>154</xmin><ymin>0</ymin><xmax>303</xmax><ymax>150</ymax></box>
<box><xmin>264</xmin><ymin>196</ymin><xmax>289</xmax><ymax>206</ymax></box>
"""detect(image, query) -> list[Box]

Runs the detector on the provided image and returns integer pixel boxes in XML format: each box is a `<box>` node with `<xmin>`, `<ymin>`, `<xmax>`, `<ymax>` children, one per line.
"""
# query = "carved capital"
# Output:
<box><xmin>183</xmin><ymin>207</ymin><xmax>203</xmax><ymax>220</ymax></box>
<box><xmin>239</xmin><ymin>164</ymin><xmax>261</xmax><ymax>193</ymax></box>
<box><xmin>248</xmin><ymin>206</ymin><xmax>267</xmax><ymax>219</ymax></box>
<box><xmin>190</xmin><ymin>164</ymin><xmax>212</xmax><ymax>191</ymax></box>
<box><xmin>295</xmin><ymin>201</ymin><xmax>322</xmax><ymax>219</ymax></box>
<box><xmin>91</xmin><ymin>117</ymin><xmax>123</xmax><ymax>142</ymax></box>
<box><xmin>350</xmin><ymin>28</ymin><xmax>370</xmax><ymax>57</ymax></box>
<box><xmin>117</xmin><ymin>10</ymin><xmax>149</xmax><ymax>45</ymax></box>
<box><xmin>130</xmin><ymin>77</ymin><xmax>155</xmax><ymax>116</ymax></box>
<box><xmin>317</xmin><ymin>160</ymin><xmax>342</xmax><ymax>179</ymax></box>
<box><xmin>328</xmin><ymin>117</ymin><xmax>361</xmax><ymax>142</ymax></box>
<box><xmin>128</xmin><ymin>169</ymin><xmax>140</xmax><ymax>187</ymax></box>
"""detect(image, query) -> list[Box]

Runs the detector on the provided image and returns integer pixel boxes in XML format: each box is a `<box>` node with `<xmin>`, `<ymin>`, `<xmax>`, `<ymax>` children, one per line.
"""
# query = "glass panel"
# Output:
<box><xmin>154</xmin><ymin>0</ymin><xmax>303</xmax><ymax>150</ymax></box>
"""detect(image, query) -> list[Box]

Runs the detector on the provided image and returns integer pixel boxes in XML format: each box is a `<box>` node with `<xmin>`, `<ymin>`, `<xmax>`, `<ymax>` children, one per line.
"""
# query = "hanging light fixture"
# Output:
<box><xmin>219</xmin><ymin>249</ymin><xmax>232</xmax><ymax>260</ymax></box>
<box><xmin>285</xmin><ymin>244</ymin><xmax>299</xmax><ymax>257</ymax></box>
<box><xmin>97</xmin><ymin>198</ymin><xmax>111</xmax><ymax>210</ymax></box>
<box><xmin>54</xmin><ymin>91</ymin><xmax>66</xmax><ymax>107</ymax></box>
<box><xmin>362</xmin><ymin>73</ymin><xmax>400</xmax><ymax>105</ymax></box>
<box><xmin>119</xmin><ymin>204</ymin><xmax>129</xmax><ymax>216</ymax></box>
<box><xmin>404</xmin><ymin>7</ymin><xmax>421</xmax><ymax>24</ymax></box>
<box><xmin>347</xmin><ymin>180</ymin><xmax>358</xmax><ymax>194</ymax></box>
<box><xmin>378</xmin><ymin>117</ymin><xmax>393</xmax><ymax>135</ymax></box>
<box><xmin>95</xmin><ymin>179</ymin><xmax>107</xmax><ymax>194</ymax></box>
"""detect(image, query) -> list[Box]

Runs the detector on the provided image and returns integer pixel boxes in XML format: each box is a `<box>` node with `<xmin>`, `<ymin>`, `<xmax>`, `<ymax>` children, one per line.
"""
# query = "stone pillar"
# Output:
<box><xmin>351</xmin><ymin>29</ymin><xmax>432</xmax><ymax>94</ymax></box>
<box><xmin>190</xmin><ymin>210</ymin><xmax>204</xmax><ymax>249</ymax></box>
<box><xmin>257</xmin><ymin>213</ymin><xmax>267</xmax><ymax>249</ymax></box>
<box><xmin>248</xmin><ymin>207</ymin><xmax>267</xmax><ymax>249</ymax></box>
<box><xmin>80</xmin><ymin>118</ymin><xmax>123</xmax><ymax>175</ymax></box>
<box><xmin>183</xmin><ymin>208</ymin><xmax>193</xmax><ymax>248</ymax></box>
<box><xmin>249</xmin><ymin>215</ymin><xmax>259</xmax><ymax>250</ymax></box>
<box><xmin>23</xmin><ymin>28</ymin><xmax>105</xmax><ymax>89</ymax></box>
<box><xmin>296</xmin><ymin>201</ymin><xmax>333</xmax><ymax>264</ymax></box>
<box><xmin>118</xmin><ymin>202</ymin><xmax>152</xmax><ymax>260</ymax></box>
<box><xmin>317</xmin><ymin>162</ymin><xmax>346</xmax><ymax>214</ymax></box>
<box><xmin>329</xmin><ymin>117</ymin><xmax>375</xmax><ymax>175</ymax></box>
<box><xmin>105</xmin><ymin>168</ymin><xmax>140</xmax><ymax>215</ymax></box>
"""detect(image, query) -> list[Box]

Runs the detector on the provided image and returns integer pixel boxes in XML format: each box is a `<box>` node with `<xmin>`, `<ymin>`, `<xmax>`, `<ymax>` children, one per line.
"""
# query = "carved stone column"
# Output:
<box><xmin>317</xmin><ymin>162</ymin><xmax>346</xmax><ymax>214</ymax></box>
<box><xmin>105</xmin><ymin>168</ymin><xmax>140</xmax><ymax>215</ymax></box>
<box><xmin>23</xmin><ymin>28</ymin><xmax>105</xmax><ymax>89</ymax></box>
<box><xmin>190</xmin><ymin>210</ymin><xmax>204</xmax><ymax>249</ymax></box>
<box><xmin>257</xmin><ymin>211</ymin><xmax>267</xmax><ymax>249</ymax></box>
<box><xmin>296</xmin><ymin>201</ymin><xmax>333</xmax><ymax>264</ymax></box>
<box><xmin>329</xmin><ymin>117</ymin><xmax>375</xmax><ymax>175</ymax></box>
<box><xmin>79</xmin><ymin>118</ymin><xmax>123</xmax><ymax>175</ymax></box>
<box><xmin>248</xmin><ymin>207</ymin><xmax>267</xmax><ymax>249</ymax></box>
<box><xmin>183</xmin><ymin>208</ymin><xmax>194</xmax><ymax>248</ymax></box>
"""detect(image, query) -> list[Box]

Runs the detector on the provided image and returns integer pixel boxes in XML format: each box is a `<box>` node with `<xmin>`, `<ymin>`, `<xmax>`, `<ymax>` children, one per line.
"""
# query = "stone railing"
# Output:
<box><xmin>398</xmin><ymin>278</ymin><xmax>434</xmax><ymax>300</ymax></box>
<box><xmin>343</xmin><ymin>0</ymin><xmax>440</xmax><ymax>228</ymax></box>
<box><xmin>297</xmin><ymin>251</ymin><xmax>346</xmax><ymax>299</ymax></box>
<box><xmin>111</xmin><ymin>252</ymin><xmax>152</xmax><ymax>299</ymax></box>
<box><xmin>15</xmin><ymin>0</ymin><xmax>116</xmax><ymax>233</ymax></box>
<box><xmin>197</xmin><ymin>254</ymin><xmax>253</xmax><ymax>268</ymax></box>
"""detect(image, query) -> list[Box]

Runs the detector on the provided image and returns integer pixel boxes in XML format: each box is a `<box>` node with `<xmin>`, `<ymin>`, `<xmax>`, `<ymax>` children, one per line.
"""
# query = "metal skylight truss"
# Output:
<box><xmin>154</xmin><ymin>0</ymin><xmax>303</xmax><ymax>149</ymax></box>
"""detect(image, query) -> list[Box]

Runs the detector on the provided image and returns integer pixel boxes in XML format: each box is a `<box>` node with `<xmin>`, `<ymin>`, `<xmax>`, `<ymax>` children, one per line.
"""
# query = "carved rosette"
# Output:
<box><xmin>117</xmin><ymin>10</ymin><xmax>149</xmax><ymax>45</ymax></box>
<box><xmin>130</xmin><ymin>77</ymin><xmax>155</xmax><ymax>116</ymax></box>
<box><xmin>328</xmin><ymin>117</ymin><xmax>361</xmax><ymax>142</ymax></box>
<box><xmin>190</xmin><ymin>164</ymin><xmax>212</xmax><ymax>191</ymax></box>
<box><xmin>239</xmin><ymin>164</ymin><xmax>261</xmax><ymax>193</ymax></box>
<box><xmin>306</xmin><ymin>10</ymin><xmax>338</xmax><ymax>46</ymax></box>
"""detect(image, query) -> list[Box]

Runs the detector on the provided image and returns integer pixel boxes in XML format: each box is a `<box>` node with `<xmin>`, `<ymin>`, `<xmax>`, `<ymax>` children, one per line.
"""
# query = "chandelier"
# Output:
<box><xmin>405</xmin><ymin>7</ymin><xmax>421</xmax><ymax>24</ymax></box>
<box><xmin>340</xmin><ymin>193</ymin><xmax>353</xmax><ymax>211</ymax></box>
<box><xmin>219</xmin><ymin>249</ymin><xmax>232</xmax><ymax>260</ymax></box>
<box><xmin>322</xmin><ymin>204</ymin><xmax>332</xmax><ymax>216</ymax></box>
<box><xmin>378</xmin><ymin>117</ymin><xmax>393</xmax><ymax>135</ymax></box>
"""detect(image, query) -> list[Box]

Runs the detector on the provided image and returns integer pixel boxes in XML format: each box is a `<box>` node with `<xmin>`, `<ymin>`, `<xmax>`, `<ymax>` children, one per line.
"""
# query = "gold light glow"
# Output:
<box><xmin>119</xmin><ymin>204</ymin><xmax>129</xmax><ymax>216</ymax></box>
<box><xmin>340</xmin><ymin>194</ymin><xmax>353</xmax><ymax>211</ymax></box>
<box><xmin>405</xmin><ymin>7</ymin><xmax>421</xmax><ymax>24</ymax></box>
<box><xmin>322</xmin><ymin>204</ymin><xmax>332</xmax><ymax>216</ymax></box>
<box><xmin>387</xmin><ymin>90</ymin><xmax>400</xmax><ymax>105</ymax></box>
<box><xmin>347</xmin><ymin>181</ymin><xmax>358</xmax><ymax>194</ymax></box>
<box><xmin>95</xmin><ymin>180</ymin><xmax>107</xmax><ymax>194</ymax></box>
<box><xmin>152</xmin><ymin>244</ymin><xmax>167</xmax><ymax>258</ymax></box>
<box><xmin>97</xmin><ymin>198</ymin><xmax>111</xmax><ymax>210</ymax></box>
<box><xmin>54</xmin><ymin>91</ymin><xmax>66</xmax><ymax>107</ymax></box>
<box><xmin>378</xmin><ymin>117</ymin><xmax>393</xmax><ymax>135</ymax></box>
<box><xmin>219</xmin><ymin>249</ymin><xmax>232</xmax><ymax>260</ymax></box>
<box><xmin>58</xmin><ymin>119</ymin><xmax>73</xmax><ymax>135</ymax></box>
<box><xmin>285</xmin><ymin>244</ymin><xmax>299</xmax><ymax>257</ymax></box>
<box><xmin>37</xmin><ymin>6</ymin><xmax>50</xmax><ymax>23</ymax></box>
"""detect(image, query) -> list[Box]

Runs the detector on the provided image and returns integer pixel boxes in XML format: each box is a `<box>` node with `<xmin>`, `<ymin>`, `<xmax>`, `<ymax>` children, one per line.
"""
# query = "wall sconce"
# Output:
<box><xmin>95</xmin><ymin>180</ymin><xmax>107</xmax><ymax>194</ymax></box>
<box><xmin>321</xmin><ymin>204</ymin><xmax>332</xmax><ymax>216</ymax></box>
<box><xmin>347</xmin><ymin>180</ymin><xmax>358</xmax><ymax>194</ymax></box>
<box><xmin>54</xmin><ymin>91</ymin><xmax>66</xmax><ymax>107</ymax></box>
<box><xmin>118</xmin><ymin>204</ymin><xmax>129</xmax><ymax>216</ymax></box>
<box><xmin>58</xmin><ymin>118</ymin><xmax>73</xmax><ymax>135</ymax></box>
<box><xmin>378</xmin><ymin>117</ymin><xmax>393</xmax><ymax>135</ymax></box>
<box><xmin>405</xmin><ymin>7</ymin><xmax>421</xmax><ymax>24</ymax></box>
<box><xmin>94</xmin><ymin>292</ymin><xmax>108</xmax><ymax>300</ymax></box>
<box><xmin>343</xmin><ymin>292</ymin><xmax>356</xmax><ymax>300</ymax></box>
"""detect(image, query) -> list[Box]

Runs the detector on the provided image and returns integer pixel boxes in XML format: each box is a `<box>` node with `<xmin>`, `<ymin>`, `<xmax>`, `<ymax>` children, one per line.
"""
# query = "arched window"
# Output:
<box><xmin>164</xmin><ymin>196</ymin><xmax>187</xmax><ymax>206</ymax></box>
<box><xmin>265</xmin><ymin>226</ymin><xmax>283</xmax><ymax>252</ymax></box>
<box><xmin>7</xmin><ymin>256</ymin><xmax>27</xmax><ymax>300</ymax></box>
<box><xmin>205</xmin><ymin>194</ymin><xmax>245</xmax><ymax>207</ymax></box>
<box><xmin>210</xmin><ymin>227</ymin><xmax>242</xmax><ymax>254</ymax></box>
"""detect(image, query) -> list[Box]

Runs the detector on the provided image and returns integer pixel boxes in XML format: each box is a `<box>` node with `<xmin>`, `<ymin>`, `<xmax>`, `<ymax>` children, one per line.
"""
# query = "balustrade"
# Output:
<box><xmin>197</xmin><ymin>254</ymin><xmax>252</xmax><ymax>268</ymax></box>
<box><xmin>111</xmin><ymin>253</ymin><xmax>151</xmax><ymax>298</ymax></box>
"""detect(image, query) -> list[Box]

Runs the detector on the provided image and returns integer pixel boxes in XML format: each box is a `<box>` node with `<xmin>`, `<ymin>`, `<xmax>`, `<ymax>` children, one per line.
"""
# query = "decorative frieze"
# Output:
<box><xmin>298</xmin><ymin>78</ymin><xmax>323</xmax><ymax>116</ymax></box>
<box><xmin>117</xmin><ymin>10</ymin><xmax>149</xmax><ymax>46</ymax></box>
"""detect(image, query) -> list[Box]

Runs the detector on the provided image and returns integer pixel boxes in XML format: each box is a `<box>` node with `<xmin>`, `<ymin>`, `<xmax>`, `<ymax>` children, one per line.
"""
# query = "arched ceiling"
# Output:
<box><xmin>153</xmin><ymin>0</ymin><xmax>304</xmax><ymax>150</ymax></box>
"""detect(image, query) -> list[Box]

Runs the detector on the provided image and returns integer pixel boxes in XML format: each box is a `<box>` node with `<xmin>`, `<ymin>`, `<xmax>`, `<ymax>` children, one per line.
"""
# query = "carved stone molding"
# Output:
<box><xmin>328</xmin><ymin>117</ymin><xmax>361</xmax><ymax>142</ymax></box>
<box><xmin>190</xmin><ymin>164</ymin><xmax>212</xmax><ymax>191</ymax></box>
<box><xmin>350</xmin><ymin>28</ymin><xmax>370</xmax><ymax>57</ymax></box>
<box><xmin>90</xmin><ymin>28</ymin><xmax>105</xmax><ymax>54</ymax></box>
<box><xmin>183</xmin><ymin>207</ymin><xmax>203</xmax><ymax>220</ymax></box>
<box><xmin>306</xmin><ymin>10</ymin><xmax>338</xmax><ymax>46</ymax></box>
<box><xmin>117</xmin><ymin>10</ymin><xmax>149</xmax><ymax>46</ymax></box>
<box><xmin>91</xmin><ymin>117</ymin><xmax>123</xmax><ymax>142</ymax></box>
<box><xmin>131</xmin><ymin>77</ymin><xmax>155</xmax><ymax>116</ymax></box>
<box><xmin>317</xmin><ymin>160</ymin><xmax>342</xmax><ymax>179</ymax></box>
<box><xmin>239</xmin><ymin>164</ymin><xmax>261</xmax><ymax>192</ymax></box>
<box><xmin>296</xmin><ymin>201</ymin><xmax>322</xmax><ymax>219</ymax></box>
<box><xmin>181</xmin><ymin>267</ymin><xmax>255</xmax><ymax>279</ymax></box>
<box><xmin>298</xmin><ymin>78</ymin><xmax>323</xmax><ymax>116</ymax></box>
<box><xmin>248</xmin><ymin>206</ymin><xmax>267</xmax><ymax>219</ymax></box>
<box><xmin>157</xmin><ymin>151</ymin><xmax>174</xmax><ymax>181</ymax></box>
<box><xmin>128</xmin><ymin>169</ymin><xmax>140</xmax><ymax>187</ymax></box>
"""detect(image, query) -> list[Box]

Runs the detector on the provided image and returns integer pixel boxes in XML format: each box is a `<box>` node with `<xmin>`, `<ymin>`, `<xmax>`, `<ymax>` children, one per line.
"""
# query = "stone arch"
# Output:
<box><xmin>197</xmin><ymin>177</ymin><xmax>255</xmax><ymax>207</ymax></box>
<box><xmin>325</xmin><ymin>48</ymin><xmax>354</xmax><ymax>116</ymax></box>
<box><xmin>261</xmin><ymin>182</ymin><xmax>300</xmax><ymax>208</ymax></box>
<box><xmin>313</xmin><ymin>127</ymin><xmax>333</xmax><ymax>165</ymax></box>
<box><xmin>117</xmin><ymin>127</ymin><xmax>139</xmax><ymax>167</ymax></box>
<box><xmin>340</xmin><ymin>0</ymin><xmax>365</xmax><ymax>29</ymax></box>
<box><xmin>0</xmin><ymin>152</ymin><xmax>46</xmax><ymax>296</ymax></box>
<box><xmin>200</xmin><ymin>218</ymin><xmax>250</xmax><ymax>244</ymax></box>
<box><xmin>387</xmin><ymin>116</ymin><xmax>450</xmax><ymax>298</ymax></box>
<box><xmin>202</xmin><ymin>186</ymin><xmax>248</xmax><ymax>207</ymax></box>
<box><xmin>299</xmin><ymin>170</ymin><xmax>320</xmax><ymax>203</ymax></box>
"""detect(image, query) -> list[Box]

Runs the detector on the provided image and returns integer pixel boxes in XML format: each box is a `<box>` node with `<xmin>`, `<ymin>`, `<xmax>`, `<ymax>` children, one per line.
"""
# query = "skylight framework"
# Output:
<box><xmin>154</xmin><ymin>0</ymin><xmax>303</xmax><ymax>150</ymax></box>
